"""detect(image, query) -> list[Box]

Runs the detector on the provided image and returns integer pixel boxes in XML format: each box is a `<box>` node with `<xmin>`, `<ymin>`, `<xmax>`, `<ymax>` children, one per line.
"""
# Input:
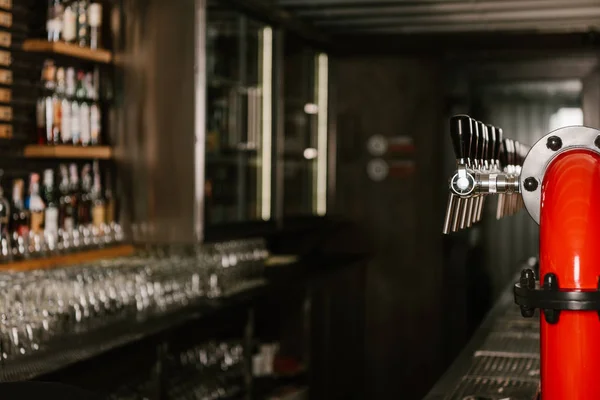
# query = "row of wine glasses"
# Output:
<box><xmin>106</xmin><ymin>340</ymin><xmax>245</xmax><ymax>400</ymax></box>
<box><xmin>202</xmin><ymin>238</ymin><xmax>269</xmax><ymax>298</ymax></box>
<box><xmin>0</xmin><ymin>239</ymin><xmax>269</xmax><ymax>362</ymax></box>
<box><xmin>2</xmin><ymin>222</ymin><xmax>125</xmax><ymax>262</ymax></box>
<box><xmin>166</xmin><ymin>340</ymin><xmax>245</xmax><ymax>400</ymax></box>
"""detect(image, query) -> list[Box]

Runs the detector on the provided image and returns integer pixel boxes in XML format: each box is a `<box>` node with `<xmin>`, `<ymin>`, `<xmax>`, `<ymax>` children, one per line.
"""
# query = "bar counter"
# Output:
<box><xmin>424</xmin><ymin>277</ymin><xmax>540</xmax><ymax>400</ymax></box>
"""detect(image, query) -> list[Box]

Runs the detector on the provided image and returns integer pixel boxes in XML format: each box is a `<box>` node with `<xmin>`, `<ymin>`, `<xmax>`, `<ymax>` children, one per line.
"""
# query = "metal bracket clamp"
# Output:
<box><xmin>515</xmin><ymin>269</ymin><xmax>600</xmax><ymax>324</ymax></box>
<box><xmin>520</xmin><ymin>126</ymin><xmax>600</xmax><ymax>225</ymax></box>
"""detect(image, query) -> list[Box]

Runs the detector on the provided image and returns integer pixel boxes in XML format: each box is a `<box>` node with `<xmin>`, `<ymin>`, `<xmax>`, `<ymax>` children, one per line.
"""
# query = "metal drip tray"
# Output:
<box><xmin>467</xmin><ymin>354</ymin><xmax>540</xmax><ymax>381</ymax></box>
<box><xmin>423</xmin><ymin>277</ymin><xmax>542</xmax><ymax>400</ymax></box>
<box><xmin>480</xmin><ymin>332</ymin><xmax>539</xmax><ymax>355</ymax></box>
<box><xmin>447</xmin><ymin>376</ymin><xmax>540</xmax><ymax>400</ymax></box>
<box><xmin>492</xmin><ymin>319</ymin><xmax>539</xmax><ymax>335</ymax></box>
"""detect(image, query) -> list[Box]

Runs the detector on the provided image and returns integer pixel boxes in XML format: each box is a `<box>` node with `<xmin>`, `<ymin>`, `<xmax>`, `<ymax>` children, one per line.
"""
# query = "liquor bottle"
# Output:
<box><xmin>27</xmin><ymin>174</ymin><xmax>45</xmax><ymax>234</ymax></box>
<box><xmin>52</xmin><ymin>93</ymin><xmax>61</xmax><ymax>144</ymax></box>
<box><xmin>61</xmin><ymin>98</ymin><xmax>72</xmax><ymax>144</ymax></box>
<box><xmin>10</xmin><ymin>179</ymin><xmax>29</xmax><ymax>258</ymax></box>
<box><xmin>91</xmin><ymin>161</ymin><xmax>104</xmax><ymax>228</ymax></box>
<box><xmin>42</xmin><ymin>60</ymin><xmax>56</xmax><ymax>90</ymax></box>
<box><xmin>78</xmin><ymin>164</ymin><xmax>92</xmax><ymax>226</ymax></box>
<box><xmin>88</xmin><ymin>2</ymin><xmax>102</xmax><ymax>50</ymax></box>
<box><xmin>80</xmin><ymin>102</ymin><xmax>91</xmax><ymax>146</ymax></box>
<box><xmin>71</xmin><ymin>102</ymin><xmax>81</xmax><ymax>145</ymax></box>
<box><xmin>42</xmin><ymin>169</ymin><xmax>59</xmax><ymax>239</ymax></box>
<box><xmin>84</xmin><ymin>72</ymin><xmax>94</xmax><ymax>100</ymax></box>
<box><xmin>63</xmin><ymin>2</ymin><xmax>77</xmax><ymax>44</ymax></box>
<box><xmin>45</xmin><ymin>96</ymin><xmax>54</xmax><ymax>144</ymax></box>
<box><xmin>0</xmin><ymin>171</ymin><xmax>9</xmax><ymax>257</ymax></box>
<box><xmin>104</xmin><ymin>168</ymin><xmax>115</xmax><ymax>225</ymax></box>
<box><xmin>66</xmin><ymin>67</ymin><xmax>76</xmax><ymax>97</ymax></box>
<box><xmin>58</xmin><ymin>164</ymin><xmax>74</xmax><ymax>233</ymax></box>
<box><xmin>93</xmin><ymin>67</ymin><xmax>100</xmax><ymax>101</ymax></box>
<box><xmin>90</xmin><ymin>103</ymin><xmax>100</xmax><ymax>145</ymax></box>
<box><xmin>76</xmin><ymin>0</ymin><xmax>90</xmax><ymax>47</ymax></box>
<box><xmin>56</xmin><ymin>67</ymin><xmax>65</xmax><ymax>95</ymax></box>
<box><xmin>47</xmin><ymin>0</ymin><xmax>64</xmax><ymax>42</ymax></box>
<box><xmin>68</xmin><ymin>164</ymin><xmax>80</xmax><ymax>230</ymax></box>
<box><xmin>36</xmin><ymin>99</ymin><xmax>46</xmax><ymax>145</ymax></box>
<box><xmin>76</xmin><ymin>70</ymin><xmax>86</xmax><ymax>98</ymax></box>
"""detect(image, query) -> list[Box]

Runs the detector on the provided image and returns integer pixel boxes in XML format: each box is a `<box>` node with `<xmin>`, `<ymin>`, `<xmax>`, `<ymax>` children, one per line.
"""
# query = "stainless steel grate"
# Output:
<box><xmin>480</xmin><ymin>332</ymin><xmax>540</xmax><ymax>355</ymax></box>
<box><xmin>447</xmin><ymin>376</ymin><xmax>540</xmax><ymax>400</ymax></box>
<box><xmin>492</xmin><ymin>318</ymin><xmax>539</xmax><ymax>335</ymax></box>
<box><xmin>467</xmin><ymin>354</ymin><xmax>540</xmax><ymax>381</ymax></box>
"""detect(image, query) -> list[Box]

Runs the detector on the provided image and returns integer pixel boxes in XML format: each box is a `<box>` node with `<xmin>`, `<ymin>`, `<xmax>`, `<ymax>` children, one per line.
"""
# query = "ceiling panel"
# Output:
<box><xmin>276</xmin><ymin>0</ymin><xmax>600</xmax><ymax>34</ymax></box>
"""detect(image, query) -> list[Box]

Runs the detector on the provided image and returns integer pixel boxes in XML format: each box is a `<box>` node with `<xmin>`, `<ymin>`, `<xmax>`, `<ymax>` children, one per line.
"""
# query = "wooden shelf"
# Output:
<box><xmin>0</xmin><ymin>244</ymin><xmax>135</xmax><ymax>272</ymax></box>
<box><xmin>23</xmin><ymin>39</ymin><xmax>112</xmax><ymax>64</ymax></box>
<box><xmin>24</xmin><ymin>145</ymin><xmax>112</xmax><ymax>159</ymax></box>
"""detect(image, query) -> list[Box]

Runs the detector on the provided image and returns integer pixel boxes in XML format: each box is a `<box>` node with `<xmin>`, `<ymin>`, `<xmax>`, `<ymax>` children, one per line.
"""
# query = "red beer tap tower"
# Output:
<box><xmin>516</xmin><ymin>127</ymin><xmax>600</xmax><ymax>400</ymax></box>
<box><xmin>444</xmin><ymin>117</ymin><xmax>600</xmax><ymax>398</ymax></box>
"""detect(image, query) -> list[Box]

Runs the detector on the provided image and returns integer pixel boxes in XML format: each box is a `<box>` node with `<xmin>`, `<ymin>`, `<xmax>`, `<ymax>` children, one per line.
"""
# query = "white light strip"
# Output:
<box><xmin>194</xmin><ymin>0</ymin><xmax>207</xmax><ymax>242</ymax></box>
<box><xmin>316</xmin><ymin>53</ymin><xmax>328</xmax><ymax>216</ymax></box>
<box><xmin>260</xmin><ymin>27</ymin><xmax>273</xmax><ymax>221</ymax></box>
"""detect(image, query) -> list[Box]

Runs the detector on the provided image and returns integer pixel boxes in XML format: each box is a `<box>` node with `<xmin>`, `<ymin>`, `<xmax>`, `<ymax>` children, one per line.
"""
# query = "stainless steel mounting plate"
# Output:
<box><xmin>521</xmin><ymin>126</ymin><xmax>600</xmax><ymax>225</ymax></box>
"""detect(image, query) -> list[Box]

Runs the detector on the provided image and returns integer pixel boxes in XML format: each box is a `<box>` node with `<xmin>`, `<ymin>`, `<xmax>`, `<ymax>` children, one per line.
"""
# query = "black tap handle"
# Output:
<box><xmin>500</xmin><ymin>138</ymin><xmax>510</xmax><ymax>168</ymax></box>
<box><xmin>498</xmin><ymin>139</ymin><xmax>506</xmax><ymax>169</ymax></box>
<box><xmin>487</xmin><ymin>125</ymin><xmax>498</xmax><ymax>162</ymax></box>
<box><xmin>495</xmin><ymin>128</ymin><xmax>503</xmax><ymax>162</ymax></box>
<box><xmin>507</xmin><ymin>139</ymin><xmax>515</xmax><ymax>166</ymax></box>
<box><xmin>472</xmin><ymin>121</ymin><xmax>481</xmax><ymax>163</ymax></box>
<box><xmin>450</xmin><ymin>115</ymin><xmax>472</xmax><ymax>162</ymax></box>
<box><xmin>479</xmin><ymin>122</ymin><xmax>490</xmax><ymax>163</ymax></box>
<box><xmin>476</xmin><ymin>121</ymin><xmax>486</xmax><ymax>163</ymax></box>
<box><xmin>514</xmin><ymin>140</ymin><xmax>521</xmax><ymax>166</ymax></box>
<box><xmin>466</xmin><ymin>119</ymin><xmax>474</xmax><ymax>166</ymax></box>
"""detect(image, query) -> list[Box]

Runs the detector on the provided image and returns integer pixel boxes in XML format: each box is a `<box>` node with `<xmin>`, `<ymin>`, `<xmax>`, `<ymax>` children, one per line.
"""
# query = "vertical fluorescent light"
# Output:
<box><xmin>194</xmin><ymin>0</ymin><xmax>207</xmax><ymax>242</ymax></box>
<box><xmin>260</xmin><ymin>27</ymin><xmax>273</xmax><ymax>221</ymax></box>
<box><xmin>316</xmin><ymin>53</ymin><xmax>328</xmax><ymax>216</ymax></box>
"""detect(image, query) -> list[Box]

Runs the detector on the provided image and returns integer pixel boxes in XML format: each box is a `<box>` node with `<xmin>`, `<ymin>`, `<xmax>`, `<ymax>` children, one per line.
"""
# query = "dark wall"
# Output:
<box><xmin>334</xmin><ymin>57</ymin><xmax>446</xmax><ymax>399</ymax></box>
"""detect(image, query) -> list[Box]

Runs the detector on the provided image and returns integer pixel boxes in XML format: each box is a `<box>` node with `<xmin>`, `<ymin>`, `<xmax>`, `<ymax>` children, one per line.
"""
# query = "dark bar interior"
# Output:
<box><xmin>0</xmin><ymin>0</ymin><xmax>598</xmax><ymax>399</ymax></box>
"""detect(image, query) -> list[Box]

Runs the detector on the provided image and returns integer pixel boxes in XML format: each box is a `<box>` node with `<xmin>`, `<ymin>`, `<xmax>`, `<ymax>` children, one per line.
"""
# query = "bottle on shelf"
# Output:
<box><xmin>43</xmin><ymin>169</ymin><xmax>59</xmax><ymax>251</ymax></box>
<box><xmin>68</xmin><ymin>164</ymin><xmax>81</xmax><ymax>246</ymax></box>
<box><xmin>104</xmin><ymin>168</ymin><xmax>115</xmax><ymax>225</ymax></box>
<box><xmin>56</xmin><ymin>67</ymin><xmax>65</xmax><ymax>95</ymax></box>
<box><xmin>66</xmin><ymin>67</ymin><xmax>76</xmax><ymax>97</ymax></box>
<box><xmin>71</xmin><ymin>101</ymin><xmax>81</xmax><ymax>145</ymax></box>
<box><xmin>90</xmin><ymin>103</ymin><xmax>100</xmax><ymax>145</ymax></box>
<box><xmin>27</xmin><ymin>173</ymin><xmax>45</xmax><ymax>234</ymax></box>
<box><xmin>51</xmin><ymin>68</ymin><xmax>65</xmax><ymax>145</ymax></box>
<box><xmin>79</xmin><ymin>163</ymin><xmax>92</xmax><ymax>245</ymax></box>
<box><xmin>58</xmin><ymin>164</ymin><xmax>72</xmax><ymax>247</ymax></box>
<box><xmin>61</xmin><ymin>97</ymin><xmax>72</xmax><ymax>144</ymax></box>
<box><xmin>63</xmin><ymin>2</ymin><xmax>77</xmax><ymax>44</ymax></box>
<box><xmin>36</xmin><ymin>99</ymin><xmax>47</xmax><ymax>145</ymax></box>
<box><xmin>91</xmin><ymin>161</ymin><xmax>105</xmax><ymax>243</ymax></box>
<box><xmin>84</xmin><ymin>72</ymin><xmax>94</xmax><ymax>100</ymax></box>
<box><xmin>10</xmin><ymin>179</ymin><xmax>29</xmax><ymax>259</ymax></box>
<box><xmin>89</xmin><ymin>2</ymin><xmax>102</xmax><ymax>50</ymax></box>
<box><xmin>51</xmin><ymin>91</ymin><xmax>61</xmax><ymax>145</ymax></box>
<box><xmin>0</xmin><ymin>171</ymin><xmax>10</xmax><ymax>258</ymax></box>
<box><xmin>80</xmin><ymin>102</ymin><xmax>91</xmax><ymax>146</ymax></box>
<box><xmin>47</xmin><ymin>0</ymin><xmax>64</xmax><ymax>42</ymax></box>
<box><xmin>42</xmin><ymin>60</ymin><xmax>57</xmax><ymax>91</ymax></box>
<box><xmin>76</xmin><ymin>0</ymin><xmax>90</xmax><ymax>48</ymax></box>
<box><xmin>76</xmin><ymin>70</ymin><xmax>86</xmax><ymax>99</ymax></box>
<box><xmin>93</xmin><ymin>67</ymin><xmax>100</xmax><ymax>101</ymax></box>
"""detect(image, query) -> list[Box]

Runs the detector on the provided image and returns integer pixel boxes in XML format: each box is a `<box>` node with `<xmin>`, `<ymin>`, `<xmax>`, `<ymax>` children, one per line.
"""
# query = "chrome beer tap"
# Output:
<box><xmin>443</xmin><ymin>114</ymin><xmax>529</xmax><ymax>234</ymax></box>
